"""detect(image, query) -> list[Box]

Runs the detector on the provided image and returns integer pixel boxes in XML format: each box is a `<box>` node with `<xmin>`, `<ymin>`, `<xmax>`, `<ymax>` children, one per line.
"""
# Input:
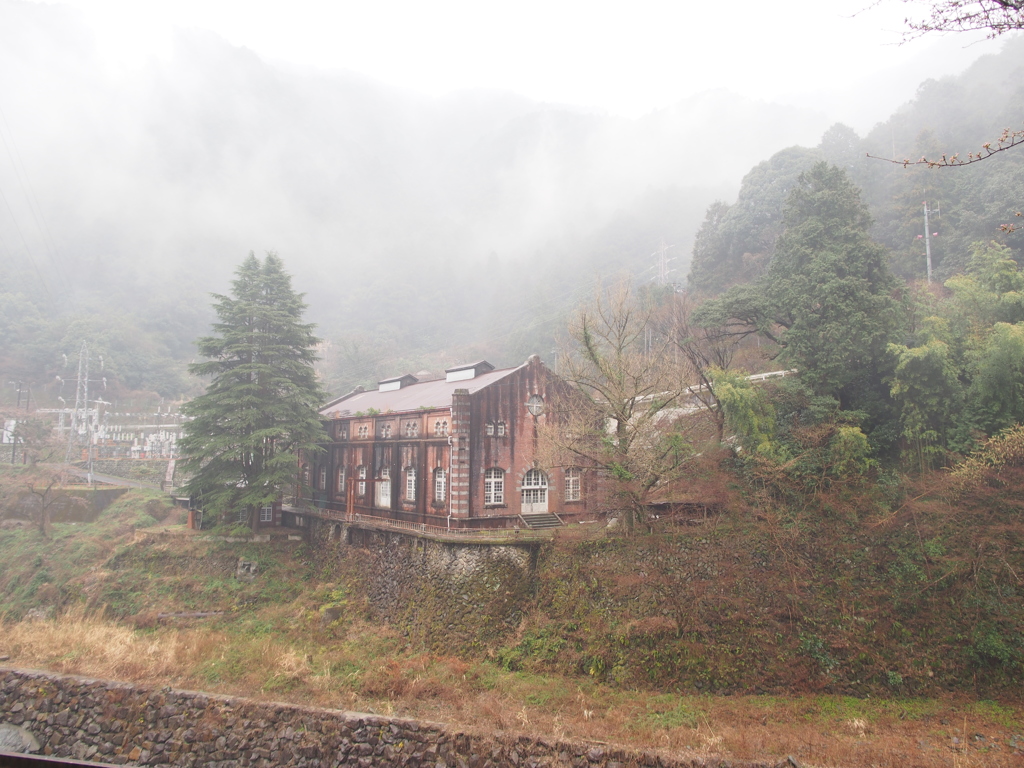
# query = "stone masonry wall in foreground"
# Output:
<box><xmin>0</xmin><ymin>668</ymin><xmax>776</xmax><ymax>768</ymax></box>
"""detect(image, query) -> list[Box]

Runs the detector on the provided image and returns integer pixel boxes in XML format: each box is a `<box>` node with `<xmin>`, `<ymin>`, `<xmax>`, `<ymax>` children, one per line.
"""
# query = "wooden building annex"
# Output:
<box><xmin>300</xmin><ymin>355</ymin><xmax>593</xmax><ymax>529</ymax></box>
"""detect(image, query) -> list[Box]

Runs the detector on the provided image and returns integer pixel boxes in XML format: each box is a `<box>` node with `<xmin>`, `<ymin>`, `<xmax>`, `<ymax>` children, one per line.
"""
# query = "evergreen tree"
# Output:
<box><xmin>764</xmin><ymin>162</ymin><xmax>902</xmax><ymax>408</ymax></box>
<box><xmin>696</xmin><ymin>163</ymin><xmax>902</xmax><ymax>437</ymax></box>
<box><xmin>179</xmin><ymin>253</ymin><xmax>325</xmax><ymax>527</ymax></box>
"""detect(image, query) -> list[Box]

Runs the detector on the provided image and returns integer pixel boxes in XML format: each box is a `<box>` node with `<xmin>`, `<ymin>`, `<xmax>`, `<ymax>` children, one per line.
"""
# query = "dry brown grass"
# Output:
<box><xmin>3</xmin><ymin>608</ymin><xmax>226</xmax><ymax>681</ymax></box>
<box><xmin>3</xmin><ymin>612</ymin><xmax>1022</xmax><ymax>768</ymax></box>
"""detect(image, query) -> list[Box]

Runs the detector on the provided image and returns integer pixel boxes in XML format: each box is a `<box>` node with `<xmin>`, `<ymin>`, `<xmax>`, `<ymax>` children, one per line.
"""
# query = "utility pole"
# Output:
<box><xmin>62</xmin><ymin>342</ymin><xmax>105</xmax><ymax>480</ymax></box>
<box><xmin>921</xmin><ymin>201</ymin><xmax>939</xmax><ymax>283</ymax></box>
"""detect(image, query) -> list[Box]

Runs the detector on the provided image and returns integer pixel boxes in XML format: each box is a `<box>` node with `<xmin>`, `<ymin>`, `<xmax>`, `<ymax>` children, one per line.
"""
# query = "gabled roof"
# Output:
<box><xmin>319</xmin><ymin>361</ymin><xmax>526</xmax><ymax>418</ymax></box>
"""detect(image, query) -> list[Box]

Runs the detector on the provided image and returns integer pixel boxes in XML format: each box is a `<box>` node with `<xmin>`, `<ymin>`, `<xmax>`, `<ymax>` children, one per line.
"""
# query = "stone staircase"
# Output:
<box><xmin>519</xmin><ymin>513</ymin><xmax>563</xmax><ymax>530</ymax></box>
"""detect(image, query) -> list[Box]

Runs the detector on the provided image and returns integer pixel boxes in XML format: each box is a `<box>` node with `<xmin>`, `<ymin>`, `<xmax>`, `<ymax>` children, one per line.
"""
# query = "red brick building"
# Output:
<box><xmin>301</xmin><ymin>355</ymin><xmax>592</xmax><ymax>528</ymax></box>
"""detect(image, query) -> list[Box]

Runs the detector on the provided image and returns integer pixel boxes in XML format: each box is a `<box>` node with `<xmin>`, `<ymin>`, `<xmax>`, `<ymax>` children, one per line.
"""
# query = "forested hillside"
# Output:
<box><xmin>0</xmin><ymin>0</ymin><xmax>839</xmax><ymax>401</ymax></box>
<box><xmin>1</xmin><ymin>0</ymin><xmax>1023</xmax><ymax>407</ymax></box>
<box><xmin>680</xmin><ymin>35</ymin><xmax>1024</xmax><ymax>476</ymax></box>
<box><xmin>689</xmin><ymin>35</ymin><xmax>1024</xmax><ymax>295</ymax></box>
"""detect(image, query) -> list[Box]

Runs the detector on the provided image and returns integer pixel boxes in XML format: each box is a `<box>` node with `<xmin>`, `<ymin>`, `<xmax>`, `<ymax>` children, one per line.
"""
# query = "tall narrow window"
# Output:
<box><xmin>565</xmin><ymin>467</ymin><xmax>581</xmax><ymax>502</ymax></box>
<box><xmin>434</xmin><ymin>468</ymin><xmax>447</xmax><ymax>503</ymax></box>
<box><xmin>357</xmin><ymin>465</ymin><xmax>367</xmax><ymax>496</ymax></box>
<box><xmin>337</xmin><ymin>466</ymin><xmax>346</xmax><ymax>494</ymax></box>
<box><xmin>376</xmin><ymin>466</ymin><xmax>391</xmax><ymax>507</ymax></box>
<box><xmin>484</xmin><ymin>468</ymin><xmax>504</xmax><ymax>505</ymax></box>
<box><xmin>319</xmin><ymin>466</ymin><xmax>327</xmax><ymax>491</ymax></box>
<box><xmin>486</xmin><ymin>423</ymin><xmax>495</xmax><ymax>436</ymax></box>
<box><xmin>497</xmin><ymin>422</ymin><xmax>506</xmax><ymax>436</ymax></box>
<box><xmin>405</xmin><ymin>466</ymin><xmax>416</xmax><ymax>501</ymax></box>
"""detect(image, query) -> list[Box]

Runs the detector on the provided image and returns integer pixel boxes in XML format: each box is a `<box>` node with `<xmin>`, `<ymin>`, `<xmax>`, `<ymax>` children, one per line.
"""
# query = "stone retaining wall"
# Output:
<box><xmin>0</xmin><ymin>668</ymin><xmax>772</xmax><ymax>768</ymax></box>
<box><xmin>308</xmin><ymin>520</ymin><xmax>536</xmax><ymax>652</ymax></box>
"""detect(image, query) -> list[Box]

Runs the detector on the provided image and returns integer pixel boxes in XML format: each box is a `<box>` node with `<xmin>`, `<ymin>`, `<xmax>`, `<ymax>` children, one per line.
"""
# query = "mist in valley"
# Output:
<box><xmin>0</xmin><ymin>0</ymin><xmax>1016</xmax><ymax>398</ymax></box>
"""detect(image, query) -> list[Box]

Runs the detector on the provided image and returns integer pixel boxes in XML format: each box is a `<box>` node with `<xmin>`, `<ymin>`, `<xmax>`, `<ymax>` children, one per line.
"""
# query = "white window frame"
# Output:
<box><xmin>434</xmin><ymin>468</ymin><xmax>447</xmax><ymax>503</ymax></box>
<box><xmin>484</xmin><ymin>468</ymin><xmax>504</xmax><ymax>505</ymax></box>
<box><xmin>497</xmin><ymin>422</ymin><xmax>506</xmax><ymax>436</ymax></box>
<box><xmin>521</xmin><ymin>469</ymin><xmax>548</xmax><ymax>506</ymax></box>
<box><xmin>405</xmin><ymin>466</ymin><xmax>416</xmax><ymax>501</ymax></box>
<box><xmin>405</xmin><ymin>421</ymin><xmax>419</xmax><ymax>437</ymax></box>
<box><xmin>380</xmin><ymin>423</ymin><xmax>393</xmax><ymax>439</ymax></box>
<box><xmin>357</xmin><ymin>425</ymin><xmax>369</xmax><ymax>439</ymax></box>
<box><xmin>376</xmin><ymin>466</ymin><xmax>391</xmax><ymax>508</ymax></box>
<box><xmin>486</xmin><ymin>423</ymin><xmax>495</xmax><ymax>436</ymax></box>
<box><xmin>259</xmin><ymin>505</ymin><xmax>273</xmax><ymax>523</ymax></box>
<box><xmin>357</xmin><ymin>465</ymin><xmax>367</xmax><ymax>496</ymax></box>
<box><xmin>337</xmin><ymin>466</ymin><xmax>346</xmax><ymax>494</ymax></box>
<box><xmin>319</xmin><ymin>466</ymin><xmax>327</xmax><ymax>491</ymax></box>
<box><xmin>565</xmin><ymin>467</ymin><xmax>581</xmax><ymax>502</ymax></box>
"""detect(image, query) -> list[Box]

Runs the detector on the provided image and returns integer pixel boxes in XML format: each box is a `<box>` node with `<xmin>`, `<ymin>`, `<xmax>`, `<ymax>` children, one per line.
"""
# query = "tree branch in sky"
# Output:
<box><xmin>902</xmin><ymin>0</ymin><xmax>1024</xmax><ymax>38</ymax></box>
<box><xmin>867</xmin><ymin>124</ymin><xmax>1024</xmax><ymax>167</ymax></box>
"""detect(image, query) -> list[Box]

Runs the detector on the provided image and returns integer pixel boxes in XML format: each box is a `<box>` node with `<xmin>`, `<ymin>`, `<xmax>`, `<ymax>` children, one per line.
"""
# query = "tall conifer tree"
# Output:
<box><xmin>695</xmin><ymin>163</ymin><xmax>902</xmax><ymax>435</ymax></box>
<box><xmin>180</xmin><ymin>253</ymin><xmax>325</xmax><ymax>527</ymax></box>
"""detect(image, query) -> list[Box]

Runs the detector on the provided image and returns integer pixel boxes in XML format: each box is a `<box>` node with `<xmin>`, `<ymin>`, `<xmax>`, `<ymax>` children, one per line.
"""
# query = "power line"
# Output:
<box><xmin>0</xmin><ymin>180</ymin><xmax>52</xmax><ymax>301</ymax></box>
<box><xmin>0</xmin><ymin>101</ymin><xmax>70</xmax><ymax>295</ymax></box>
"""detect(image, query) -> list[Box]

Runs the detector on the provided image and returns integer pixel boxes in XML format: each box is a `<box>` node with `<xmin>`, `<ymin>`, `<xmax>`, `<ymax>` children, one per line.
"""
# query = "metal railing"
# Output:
<box><xmin>297</xmin><ymin>504</ymin><xmax>558</xmax><ymax>542</ymax></box>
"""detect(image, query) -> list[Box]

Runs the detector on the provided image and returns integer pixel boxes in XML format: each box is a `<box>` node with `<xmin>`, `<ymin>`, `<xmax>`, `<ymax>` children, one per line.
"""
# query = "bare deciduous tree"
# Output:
<box><xmin>658</xmin><ymin>293</ymin><xmax>745</xmax><ymax>444</ymax></box>
<box><xmin>867</xmin><ymin>1</ymin><xmax>1024</xmax><ymax>169</ymax></box>
<box><xmin>542</xmin><ymin>280</ymin><xmax>709</xmax><ymax>533</ymax></box>
<box><xmin>2</xmin><ymin>467</ymin><xmax>81</xmax><ymax>539</ymax></box>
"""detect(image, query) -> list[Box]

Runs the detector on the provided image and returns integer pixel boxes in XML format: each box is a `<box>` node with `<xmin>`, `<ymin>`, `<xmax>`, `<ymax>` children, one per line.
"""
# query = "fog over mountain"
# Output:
<box><xmin>0</xmin><ymin>0</ymin><xmax>1011</xmax><ymax>394</ymax></box>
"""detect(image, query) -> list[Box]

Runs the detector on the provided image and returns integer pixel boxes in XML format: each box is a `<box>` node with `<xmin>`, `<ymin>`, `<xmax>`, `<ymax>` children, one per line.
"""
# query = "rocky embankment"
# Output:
<box><xmin>0</xmin><ymin>667</ymin><xmax>782</xmax><ymax>768</ymax></box>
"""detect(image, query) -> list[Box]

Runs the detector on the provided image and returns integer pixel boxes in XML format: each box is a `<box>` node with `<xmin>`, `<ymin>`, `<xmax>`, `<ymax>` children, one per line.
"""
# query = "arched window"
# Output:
<box><xmin>405</xmin><ymin>466</ymin><xmax>416</xmax><ymax>501</ymax></box>
<box><xmin>357</xmin><ymin>465</ymin><xmax>367</xmax><ymax>496</ymax></box>
<box><xmin>521</xmin><ymin>469</ymin><xmax>548</xmax><ymax>510</ymax></box>
<box><xmin>565</xmin><ymin>467</ymin><xmax>581</xmax><ymax>502</ymax></box>
<box><xmin>484</xmin><ymin>468</ymin><xmax>504</xmax><ymax>505</ymax></box>
<box><xmin>376</xmin><ymin>466</ymin><xmax>391</xmax><ymax>508</ymax></box>
<box><xmin>434</xmin><ymin>468</ymin><xmax>447</xmax><ymax>503</ymax></box>
<box><xmin>434</xmin><ymin>419</ymin><xmax>449</xmax><ymax>436</ymax></box>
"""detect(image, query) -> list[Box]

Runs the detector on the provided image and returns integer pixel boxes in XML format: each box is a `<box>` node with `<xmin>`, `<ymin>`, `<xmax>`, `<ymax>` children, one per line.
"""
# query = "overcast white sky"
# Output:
<box><xmin>28</xmin><ymin>0</ymin><xmax>1010</xmax><ymax>122</ymax></box>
